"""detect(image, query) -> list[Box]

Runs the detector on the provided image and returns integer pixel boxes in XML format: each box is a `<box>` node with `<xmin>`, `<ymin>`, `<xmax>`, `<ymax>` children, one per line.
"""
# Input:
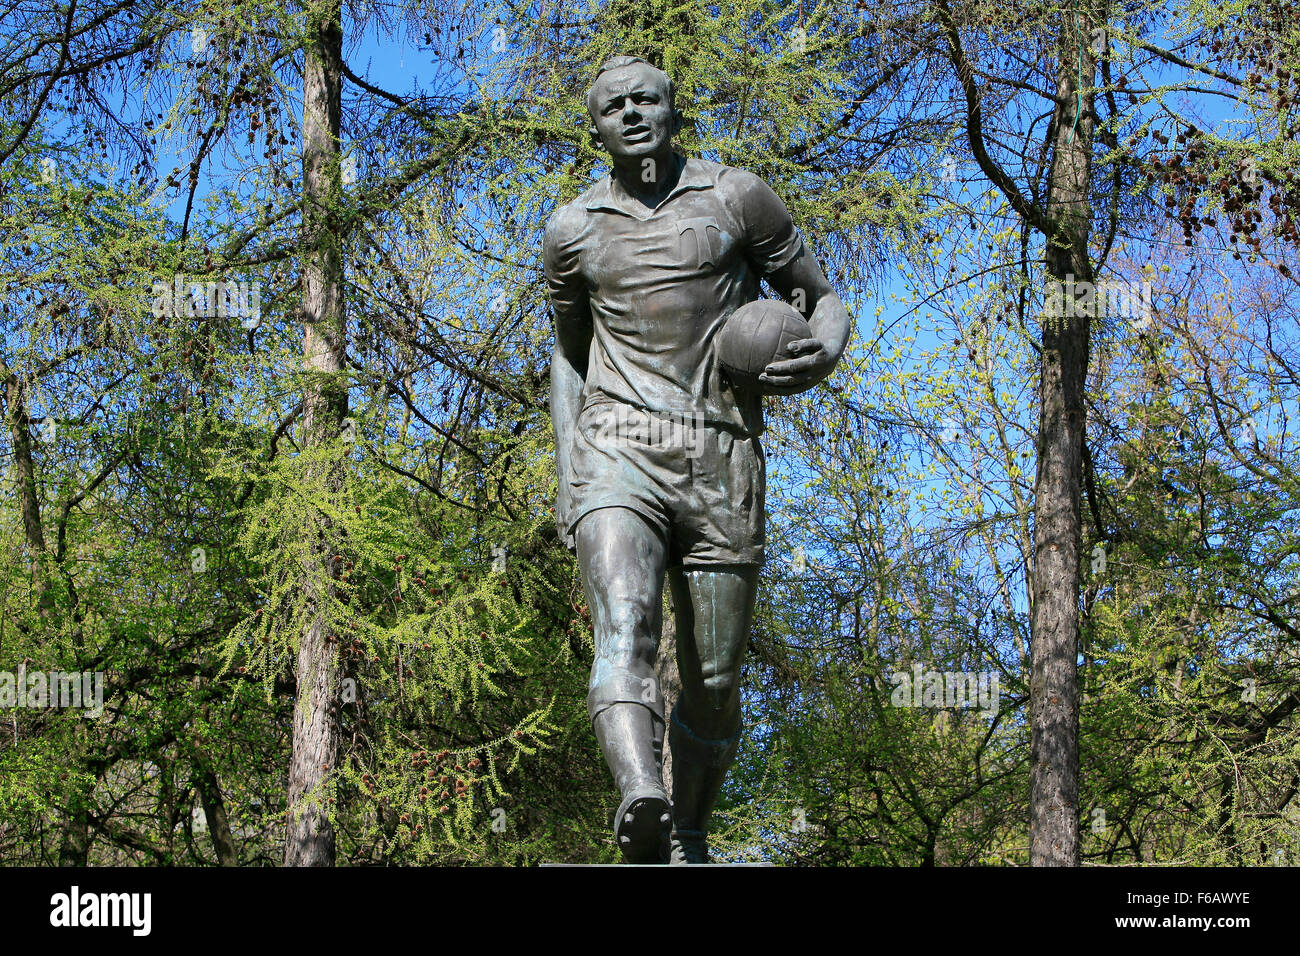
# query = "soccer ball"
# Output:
<box><xmin>716</xmin><ymin>298</ymin><xmax>814</xmax><ymax>396</ymax></box>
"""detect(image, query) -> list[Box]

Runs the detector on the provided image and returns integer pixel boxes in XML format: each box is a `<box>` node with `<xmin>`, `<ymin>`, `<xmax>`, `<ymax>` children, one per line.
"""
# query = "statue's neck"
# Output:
<box><xmin>610</xmin><ymin>151</ymin><xmax>683</xmax><ymax>210</ymax></box>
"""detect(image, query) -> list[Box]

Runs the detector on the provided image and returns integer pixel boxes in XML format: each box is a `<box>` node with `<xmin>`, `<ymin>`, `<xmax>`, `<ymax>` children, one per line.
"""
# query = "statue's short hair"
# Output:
<box><xmin>586</xmin><ymin>55</ymin><xmax>675</xmax><ymax>119</ymax></box>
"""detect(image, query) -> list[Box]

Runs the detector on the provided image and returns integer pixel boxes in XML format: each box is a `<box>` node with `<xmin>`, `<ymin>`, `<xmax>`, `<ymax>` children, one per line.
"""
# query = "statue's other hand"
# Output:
<box><xmin>758</xmin><ymin>338</ymin><xmax>836</xmax><ymax>392</ymax></box>
<box><xmin>555</xmin><ymin>476</ymin><xmax>577</xmax><ymax>552</ymax></box>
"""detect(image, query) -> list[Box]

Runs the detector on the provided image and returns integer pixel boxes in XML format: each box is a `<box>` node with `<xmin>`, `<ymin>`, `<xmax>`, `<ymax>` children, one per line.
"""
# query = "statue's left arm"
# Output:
<box><xmin>760</xmin><ymin>245</ymin><xmax>851</xmax><ymax>392</ymax></box>
<box><xmin>729</xmin><ymin>171</ymin><xmax>851</xmax><ymax>391</ymax></box>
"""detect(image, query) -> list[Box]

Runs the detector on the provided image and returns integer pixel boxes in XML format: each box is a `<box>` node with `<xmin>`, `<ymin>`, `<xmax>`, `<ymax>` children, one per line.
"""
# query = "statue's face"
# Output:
<box><xmin>588</xmin><ymin>63</ymin><xmax>676</xmax><ymax>160</ymax></box>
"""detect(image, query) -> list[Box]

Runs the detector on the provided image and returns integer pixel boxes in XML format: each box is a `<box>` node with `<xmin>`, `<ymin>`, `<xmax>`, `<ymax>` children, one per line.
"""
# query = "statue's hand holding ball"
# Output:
<box><xmin>716</xmin><ymin>298</ymin><xmax>838</xmax><ymax>396</ymax></box>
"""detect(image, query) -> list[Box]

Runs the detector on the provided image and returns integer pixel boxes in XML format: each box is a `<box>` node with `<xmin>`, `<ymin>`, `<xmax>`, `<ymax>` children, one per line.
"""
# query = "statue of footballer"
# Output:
<box><xmin>544</xmin><ymin>55</ymin><xmax>850</xmax><ymax>864</ymax></box>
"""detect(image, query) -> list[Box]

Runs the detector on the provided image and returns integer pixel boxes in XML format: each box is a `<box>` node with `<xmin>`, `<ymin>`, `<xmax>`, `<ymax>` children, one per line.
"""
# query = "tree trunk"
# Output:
<box><xmin>193</xmin><ymin>759</ymin><xmax>239</xmax><ymax>866</ymax></box>
<box><xmin>56</xmin><ymin>787</ymin><xmax>92</xmax><ymax>866</ymax></box>
<box><xmin>284</xmin><ymin>0</ymin><xmax>346</xmax><ymax>868</ymax></box>
<box><xmin>656</xmin><ymin>590</ymin><xmax>682</xmax><ymax>795</ymax></box>
<box><xmin>2</xmin><ymin>374</ymin><xmax>93</xmax><ymax>862</ymax></box>
<box><xmin>1029</xmin><ymin>6</ymin><xmax>1097</xmax><ymax>867</ymax></box>
<box><xmin>3</xmin><ymin>375</ymin><xmax>52</xmax><ymax>621</ymax></box>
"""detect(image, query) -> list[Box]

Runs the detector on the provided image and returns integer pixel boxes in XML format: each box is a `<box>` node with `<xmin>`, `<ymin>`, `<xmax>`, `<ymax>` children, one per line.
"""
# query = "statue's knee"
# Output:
<box><xmin>605</xmin><ymin>601</ymin><xmax>653</xmax><ymax>639</ymax></box>
<box><xmin>678</xmin><ymin>676</ymin><xmax>740</xmax><ymax>740</ymax></box>
<box><xmin>700</xmin><ymin>670</ymin><xmax>739</xmax><ymax>706</ymax></box>
<box><xmin>593</xmin><ymin>601</ymin><xmax>657</xmax><ymax>664</ymax></box>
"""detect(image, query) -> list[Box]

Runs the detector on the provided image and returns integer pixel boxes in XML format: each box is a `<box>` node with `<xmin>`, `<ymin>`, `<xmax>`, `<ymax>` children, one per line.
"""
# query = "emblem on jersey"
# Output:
<box><xmin>677</xmin><ymin>217</ymin><xmax>723</xmax><ymax>269</ymax></box>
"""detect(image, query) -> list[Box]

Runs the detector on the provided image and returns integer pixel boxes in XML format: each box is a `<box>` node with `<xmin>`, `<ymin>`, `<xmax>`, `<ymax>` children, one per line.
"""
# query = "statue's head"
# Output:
<box><xmin>586</xmin><ymin>55</ymin><xmax>681</xmax><ymax>159</ymax></box>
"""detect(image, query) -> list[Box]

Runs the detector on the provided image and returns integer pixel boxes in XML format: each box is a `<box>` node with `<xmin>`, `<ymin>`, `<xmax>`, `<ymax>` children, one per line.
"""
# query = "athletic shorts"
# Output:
<box><xmin>563</xmin><ymin>399</ymin><xmax>765</xmax><ymax>567</ymax></box>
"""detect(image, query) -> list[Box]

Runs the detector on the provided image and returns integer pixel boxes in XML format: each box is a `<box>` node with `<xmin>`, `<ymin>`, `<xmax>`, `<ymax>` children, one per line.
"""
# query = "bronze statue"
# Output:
<box><xmin>544</xmin><ymin>55</ymin><xmax>849</xmax><ymax>864</ymax></box>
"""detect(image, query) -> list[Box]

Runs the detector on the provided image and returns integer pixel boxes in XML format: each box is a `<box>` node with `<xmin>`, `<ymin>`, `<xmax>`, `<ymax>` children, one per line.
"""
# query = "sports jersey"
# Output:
<box><xmin>543</xmin><ymin>153</ymin><xmax>805</xmax><ymax>437</ymax></box>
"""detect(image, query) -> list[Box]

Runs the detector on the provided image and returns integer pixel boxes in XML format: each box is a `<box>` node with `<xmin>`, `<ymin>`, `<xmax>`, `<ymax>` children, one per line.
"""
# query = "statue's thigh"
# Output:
<box><xmin>668</xmin><ymin>565</ymin><xmax>759</xmax><ymax>686</ymax></box>
<box><xmin>576</xmin><ymin>506</ymin><xmax>668</xmax><ymax>670</ymax></box>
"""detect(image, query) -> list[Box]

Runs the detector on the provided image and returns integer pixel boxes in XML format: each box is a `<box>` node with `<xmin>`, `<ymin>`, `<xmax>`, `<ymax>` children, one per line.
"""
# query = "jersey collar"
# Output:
<box><xmin>583</xmin><ymin>154</ymin><xmax>715</xmax><ymax>220</ymax></box>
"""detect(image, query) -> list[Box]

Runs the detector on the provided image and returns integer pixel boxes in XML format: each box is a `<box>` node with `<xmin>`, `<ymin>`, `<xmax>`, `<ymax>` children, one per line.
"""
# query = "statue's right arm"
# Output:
<box><xmin>543</xmin><ymin>207</ymin><xmax>592</xmax><ymax>548</ymax></box>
